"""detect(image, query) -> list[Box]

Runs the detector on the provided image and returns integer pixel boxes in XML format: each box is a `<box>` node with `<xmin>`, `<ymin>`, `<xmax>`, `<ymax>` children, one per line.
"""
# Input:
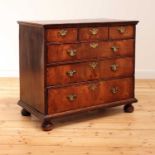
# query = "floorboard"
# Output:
<box><xmin>0</xmin><ymin>78</ymin><xmax>154</xmax><ymax>155</ymax></box>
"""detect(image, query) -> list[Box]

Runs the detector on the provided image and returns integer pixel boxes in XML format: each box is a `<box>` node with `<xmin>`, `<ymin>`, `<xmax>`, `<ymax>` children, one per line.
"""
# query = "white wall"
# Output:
<box><xmin>0</xmin><ymin>0</ymin><xmax>155</xmax><ymax>78</ymax></box>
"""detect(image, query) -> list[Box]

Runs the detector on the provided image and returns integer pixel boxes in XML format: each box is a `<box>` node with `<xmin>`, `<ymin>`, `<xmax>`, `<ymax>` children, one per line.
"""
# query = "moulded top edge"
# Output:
<box><xmin>17</xmin><ymin>18</ymin><xmax>139</xmax><ymax>28</ymax></box>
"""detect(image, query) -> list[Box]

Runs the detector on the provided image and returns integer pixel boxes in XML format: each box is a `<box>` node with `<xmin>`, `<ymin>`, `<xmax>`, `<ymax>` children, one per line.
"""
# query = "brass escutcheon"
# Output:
<box><xmin>111</xmin><ymin>87</ymin><xmax>119</xmax><ymax>94</ymax></box>
<box><xmin>67</xmin><ymin>49</ymin><xmax>77</xmax><ymax>57</ymax></box>
<box><xmin>59</xmin><ymin>29</ymin><xmax>68</xmax><ymax>36</ymax></box>
<box><xmin>67</xmin><ymin>94</ymin><xmax>77</xmax><ymax>101</ymax></box>
<box><xmin>89</xmin><ymin>28</ymin><xmax>98</xmax><ymax>35</ymax></box>
<box><xmin>89</xmin><ymin>62</ymin><xmax>98</xmax><ymax>69</ymax></box>
<box><xmin>117</xmin><ymin>27</ymin><xmax>126</xmax><ymax>34</ymax></box>
<box><xmin>111</xmin><ymin>64</ymin><xmax>119</xmax><ymax>72</ymax></box>
<box><xmin>111</xmin><ymin>46</ymin><xmax>119</xmax><ymax>52</ymax></box>
<box><xmin>90</xmin><ymin>43</ymin><xmax>98</xmax><ymax>48</ymax></box>
<box><xmin>66</xmin><ymin>70</ymin><xmax>77</xmax><ymax>77</ymax></box>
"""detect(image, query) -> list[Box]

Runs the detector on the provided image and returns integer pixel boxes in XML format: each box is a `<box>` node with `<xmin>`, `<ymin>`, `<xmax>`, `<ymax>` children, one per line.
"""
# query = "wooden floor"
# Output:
<box><xmin>0</xmin><ymin>78</ymin><xmax>155</xmax><ymax>155</ymax></box>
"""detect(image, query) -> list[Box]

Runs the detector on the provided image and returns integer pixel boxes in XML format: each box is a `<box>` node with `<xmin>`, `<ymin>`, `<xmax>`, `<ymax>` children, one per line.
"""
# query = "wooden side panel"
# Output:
<box><xmin>19</xmin><ymin>25</ymin><xmax>45</xmax><ymax>113</ymax></box>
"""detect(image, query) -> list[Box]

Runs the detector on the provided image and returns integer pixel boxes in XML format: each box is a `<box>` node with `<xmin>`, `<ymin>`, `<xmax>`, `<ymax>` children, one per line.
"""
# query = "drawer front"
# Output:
<box><xmin>46</xmin><ymin>28</ymin><xmax>77</xmax><ymax>42</ymax></box>
<box><xmin>109</xmin><ymin>26</ymin><xmax>134</xmax><ymax>39</ymax></box>
<box><xmin>47</xmin><ymin>39</ymin><xmax>134</xmax><ymax>63</ymax></box>
<box><xmin>48</xmin><ymin>77</ymin><xmax>134</xmax><ymax>114</ymax></box>
<box><xmin>46</xmin><ymin>57</ymin><xmax>134</xmax><ymax>85</ymax></box>
<box><xmin>79</xmin><ymin>27</ymin><xmax>108</xmax><ymax>41</ymax></box>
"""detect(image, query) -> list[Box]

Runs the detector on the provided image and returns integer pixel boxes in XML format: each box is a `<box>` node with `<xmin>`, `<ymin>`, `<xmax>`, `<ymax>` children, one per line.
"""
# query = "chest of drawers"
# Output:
<box><xmin>18</xmin><ymin>19</ymin><xmax>138</xmax><ymax>131</ymax></box>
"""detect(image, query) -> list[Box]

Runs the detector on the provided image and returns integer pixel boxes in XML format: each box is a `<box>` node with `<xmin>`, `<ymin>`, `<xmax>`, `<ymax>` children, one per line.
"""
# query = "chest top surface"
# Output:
<box><xmin>18</xmin><ymin>18</ymin><xmax>139</xmax><ymax>28</ymax></box>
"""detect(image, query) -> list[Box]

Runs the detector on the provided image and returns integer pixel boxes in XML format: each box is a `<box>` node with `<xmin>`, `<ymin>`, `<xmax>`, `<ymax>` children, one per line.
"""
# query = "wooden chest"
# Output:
<box><xmin>18</xmin><ymin>19</ymin><xmax>139</xmax><ymax>131</ymax></box>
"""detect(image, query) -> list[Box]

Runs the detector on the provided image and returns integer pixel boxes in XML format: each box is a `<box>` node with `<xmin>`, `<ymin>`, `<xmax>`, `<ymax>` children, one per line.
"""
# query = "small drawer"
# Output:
<box><xmin>79</xmin><ymin>27</ymin><xmax>108</xmax><ymax>41</ymax></box>
<box><xmin>46</xmin><ymin>28</ymin><xmax>77</xmax><ymax>43</ymax></box>
<box><xmin>47</xmin><ymin>77</ymin><xmax>134</xmax><ymax>114</ymax></box>
<box><xmin>46</xmin><ymin>57</ymin><xmax>134</xmax><ymax>86</ymax></box>
<box><xmin>109</xmin><ymin>26</ymin><xmax>134</xmax><ymax>39</ymax></box>
<box><xmin>47</xmin><ymin>39</ymin><xmax>134</xmax><ymax>63</ymax></box>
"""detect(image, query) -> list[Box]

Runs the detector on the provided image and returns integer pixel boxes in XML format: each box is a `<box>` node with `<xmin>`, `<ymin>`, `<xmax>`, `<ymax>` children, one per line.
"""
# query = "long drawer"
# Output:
<box><xmin>46</xmin><ymin>57</ymin><xmax>134</xmax><ymax>86</ymax></box>
<box><xmin>47</xmin><ymin>39</ymin><xmax>134</xmax><ymax>63</ymax></box>
<box><xmin>48</xmin><ymin>77</ymin><xmax>134</xmax><ymax>114</ymax></box>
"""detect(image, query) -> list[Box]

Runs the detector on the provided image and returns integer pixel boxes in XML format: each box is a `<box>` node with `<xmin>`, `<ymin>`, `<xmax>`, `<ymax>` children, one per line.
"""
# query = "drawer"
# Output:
<box><xmin>109</xmin><ymin>26</ymin><xmax>134</xmax><ymax>39</ymax></box>
<box><xmin>48</xmin><ymin>77</ymin><xmax>134</xmax><ymax>114</ymax></box>
<box><xmin>46</xmin><ymin>57</ymin><xmax>134</xmax><ymax>85</ymax></box>
<box><xmin>79</xmin><ymin>27</ymin><xmax>108</xmax><ymax>41</ymax></box>
<box><xmin>46</xmin><ymin>28</ymin><xmax>77</xmax><ymax>43</ymax></box>
<box><xmin>47</xmin><ymin>39</ymin><xmax>134</xmax><ymax>63</ymax></box>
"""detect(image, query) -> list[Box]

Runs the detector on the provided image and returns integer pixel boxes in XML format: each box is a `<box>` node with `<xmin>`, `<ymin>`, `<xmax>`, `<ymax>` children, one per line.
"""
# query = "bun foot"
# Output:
<box><xmin>21</xmin><ymin>108</ymin><xmax>31</xmax><ymax>116</ymax></box>
<box><xmin>124</xmin><ymin>104</ymin><xmax>134</xmax><ymax>113</ymax></box>
<box><xmin>42</xmin><ymin>120</ymin><xmax>54</xmax><ymax>131</ymax></box>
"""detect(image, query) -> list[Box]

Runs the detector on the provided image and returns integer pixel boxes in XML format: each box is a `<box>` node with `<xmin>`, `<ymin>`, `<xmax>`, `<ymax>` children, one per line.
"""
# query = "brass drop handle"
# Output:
<box><xmin>111</xmin><ymin>46</ymin><xmax>119</xmax><ymax>52</ymax></box>
<box><xmin>67</xmin><ymin>94</ymin><xmax>77</xmax><ymax>101</ymax></box>
<box><xmin>67</xmin><ymin>49</ymin><xmax>77</xmax><ymax>57</ymax></box>
<box><xmin>66</xmin><ymin>70</ymin><xmax>77</xmax><ymax>77</ymax></box>
<box><xmin>59</xmin><ymin>29</ymin><xmax>68</xmax><ymax>36</ymax></box>
<box><xmin>89</xmin><ymin>83</ymin><xmax>98</xmax><ymax>91</ymax></box>
<box><xmin>90</xmin><ymin>43</ymin><xmax>99</xmax><ymax>48</ymax></box>
<box><xmin>111</xmin><ymin>87</ymin><xmax>119</xmax><ymax>94</ymax></box>
<box><xmin>89</xmin><ymin>28</ymin><xmax>98</xmax><ymax>35</ymax></box>
<box><xmin>89</xmin><ymin>62</ymin><xmax>98</xmax><ymax>69</ymax></box>
<box><xmin>111</xmin><ymin>64</ymin><xmax>119</xmax><ymax>72</ymax></box>
<box><xmin>117</xmin><ymin>27</ymin><xmax>126</xmax><ymax>34</ymax></box>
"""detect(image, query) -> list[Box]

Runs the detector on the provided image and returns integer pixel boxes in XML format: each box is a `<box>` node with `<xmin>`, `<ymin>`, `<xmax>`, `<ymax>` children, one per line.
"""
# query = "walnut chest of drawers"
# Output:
<box><xmin>18</xmin><ymin>19</ymin><xmax>139</xmax><ymax>131</ymax></box>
